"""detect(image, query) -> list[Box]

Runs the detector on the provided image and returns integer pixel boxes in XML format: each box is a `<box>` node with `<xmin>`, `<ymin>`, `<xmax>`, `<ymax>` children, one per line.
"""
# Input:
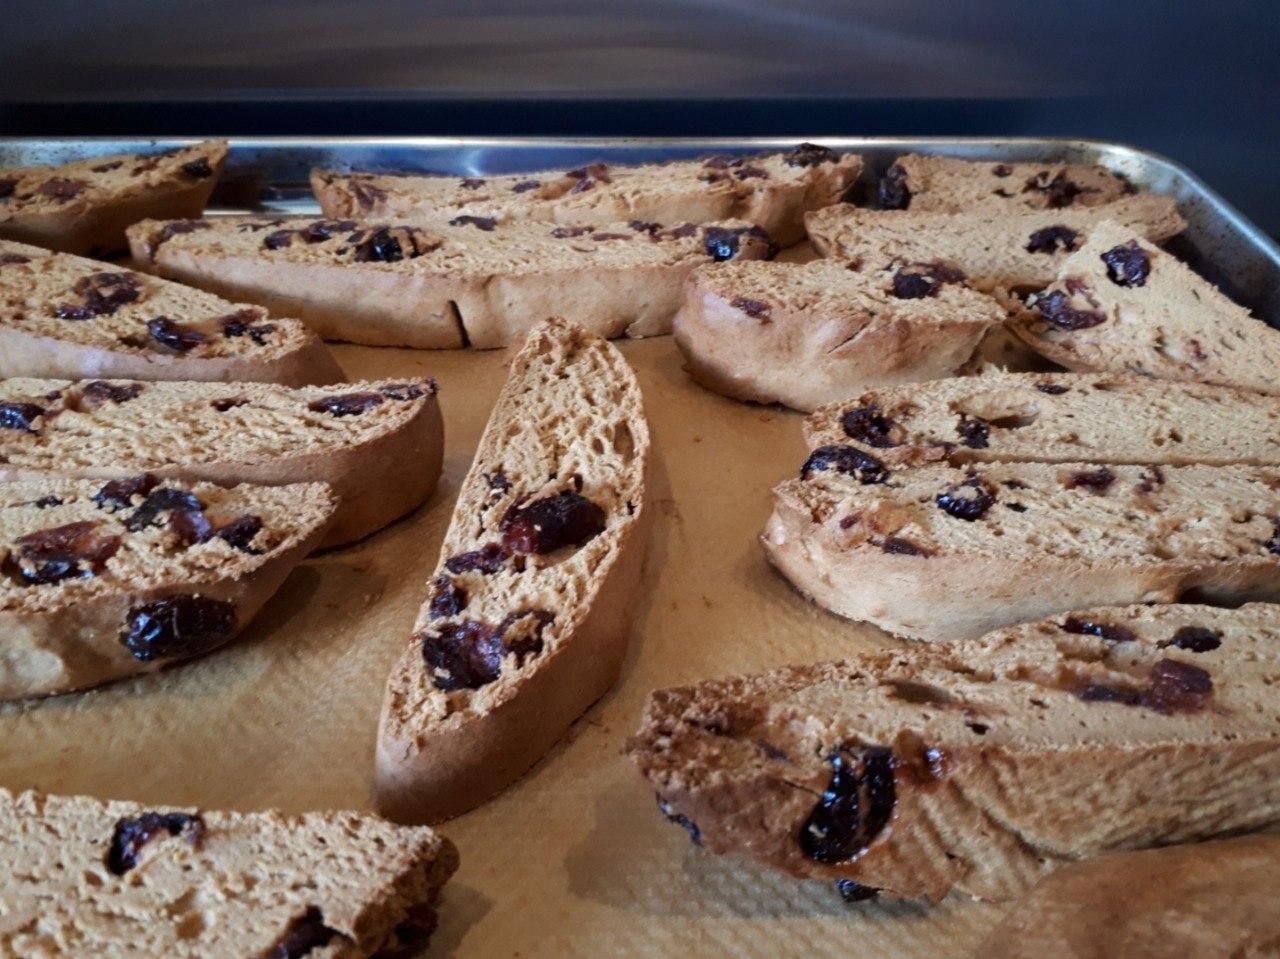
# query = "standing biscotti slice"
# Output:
<box><xmin>0</xmin><ymin>376</ymin><xmax>442</xmax><ymax>548</ymax></box>
<box><xmin>805</xmin><ymin>196</ymin><xmax>1185</xmax><ymax>291</ymax></box>
<box><xmin>673</xmin><ymin>259</ymin><xmax>1005</xmax><ymax>411</ymax></box>
<box><xmin>127</xmin><ymin>215</ymin><xmax>774</xmax><ymax>349</ymax></box>
<box><xmin>0</xmin><ymin>786</ymin><xmax>457</xmax><ymax>957</ymax></box>
<box><xmin>0</xmin><ymin>141</ymin><xmax>227</xmax><ymax>256</ymax></box>
<box><xmin>377</xmin><ymin>318</ymin><xmax>650</xmax><ymax>823</ymax></box>
<box><xmin>313</xmin><ymin>143</ymin><xmax>862</xmax><ymax>247</ymax></box>
<box><xmin>804</xmin><ymin>371</ymin><xmax>1280</xmax><ymax>468</ymax></box>
<box><xmin>0</xmin><ymin>240</ymin><xmax>342</xmax><ymax>385</ymax></box>
<box><xmin>0</xmin><ymin>477</ymin><xmax>335</xmax><ymax>700</ymax></box>
<box><xmin>1011</xmin><ymin>222</ymin><xmax>1280</xmax><ymax>395</ymax></box>
<box><xmin>764</xmin><ymin>460</ymin><xmax>1280</xmax><ymax>642</ymax></box>
<box><xmin>629</xmin><ymin>603</ymin><xmax>1280</xmax><ymax>901</ymax></box>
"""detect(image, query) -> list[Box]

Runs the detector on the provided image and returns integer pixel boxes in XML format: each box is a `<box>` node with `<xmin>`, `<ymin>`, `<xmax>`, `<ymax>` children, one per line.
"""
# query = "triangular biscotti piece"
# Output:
<box><xmin>764</xmin><ymin>459</ymin><xmax>1280</xmax><ymax>642</ymax></box>
<box><xmin>1011</xmin><ymin>222</ymin><xmax>1280</xmax><ymax>395</ymax></box>
<box><xmin>0</xmin><ymin>240</ymin><xmax>342</xmax><ymax>386</ymax></box>
<box><xmin>127</xmin><ymin>215</ymin><xmax>774</xmax><ymax>349</ymax></box>
<box><xmin>0</xmin><ymin>141</ymin><xmax>227</xmax><ymax>256</ymax></box>
<box><xmin>804</xmin><ymin>196</ymin><xmax>1185</xmax><ymax>291</ymax></box>
<box><xmin>0</xmin><ymin>476</ymin><xmax>335</xmax><ymax>700</ymax></box>
<box><xmin>313</xmin><ymin>143</ymin><xmax>862</xmax><ymax>247</ymax></box>
<box><xmin>672</xmin><ymin>259</ymin><xmax>1005</xmax><ymax>412</ymax></box>
<box><xmin>377</xmin><ymin>317</ymin><xmax>650</xmax><ymax>823</ymax></box>
<box><xmin>0</xmin><ymin>376</ymin><xmax>442</xmax><ymax>548</ymax></box>
<box><xmin>0</xmin><ymin>787</ymin><xmax>457</xmax><ymax>957</ymax></box>
<box><xmin>803</xmin><ymin>371</ymin><xmax>1280</xmax><ymax>468</ymax></box>
<box><xmin>875</xmin><ymin>154</ymin><xmax>1132</xmax><ymax>213</ymax></box>
<box><xmin>629</xmin><ymin>602</ymin><xmax>1280</xmax><ymax>901</ymax></box>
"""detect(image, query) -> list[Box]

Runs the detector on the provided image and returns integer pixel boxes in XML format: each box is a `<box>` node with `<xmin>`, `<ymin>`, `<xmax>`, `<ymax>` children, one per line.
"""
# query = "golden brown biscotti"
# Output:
<box><xmin>804</xmin><ymin>371</ymin><xmax>1280</xmax><ymax>469</ymax></box>
<box><xmin>629</xmin><ymin>603</ymin><xmax>1280</xmax><ymax>902</ymax></box>
<box><xmin>377</xmin><ymin>318</ymin><xmax>650</xmax><ymax>823</ymax></box>
<box><xmin>0</xmin><ymin>476</ymin><xmax>335</xmax><ymax>700</ymax></box>
<box><xmin>876</xmin><ymin>154</ymin><xmax>1132</xmax><ymax>212</ymax></box>
<box><xmin>672</xmin><ymin>259</ymin><xmax>1005</xmax><ymax>411</ymax></box>
<box><xmin>0</xmin><ymin>376</ymin><xmax>442</xmax><ymax>549</ymax></box>
<box><xmin>763</xmin><ymin>459</ymin><xmax>1280</xmax><ymax>642</ymax></box>
<box><xmin>0</xmin><ymin>239</ymin><xmax>342</xmax><ymax>386</ymax></box>
<box><xmin>313</xmin><ymin>143</ymin><xmax>862</xmax><ymax>247</ymax></box>
<box><xmin>0</xmin><ymin>786</ymin><xmax>457</xmax><ymax>958</ymax></box>
<box><xmin>1012</xmin><ymin>222</ymin><xmax>1280</xmax><ymax>395</ymax></box>
<box><xmin>0</xmin><ymin>141</ymin><xmax>227</xmax><ymax>256</ymax></box>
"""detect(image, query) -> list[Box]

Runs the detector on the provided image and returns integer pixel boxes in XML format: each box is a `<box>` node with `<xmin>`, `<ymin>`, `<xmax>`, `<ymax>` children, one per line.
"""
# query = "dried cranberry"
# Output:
<box><xmin>169</xmin><ymin>508</ymin><xmax>213</xmax><ymax>547</ymax></box>
<box><xmin>800</xmin><ymin>746</ymin><xmax>896</xmax><ymax>863</ymax></box>
<box><xmin>420</xmin><ymin>620</ymin><xmax>505</xmax><ymax>690</ymax></box>
<box><xmin>1034</xmin><ymin>285</ymin><xmax>1105</xmax><ymax>330</ymax></box>
<box><xmin>212</xmin><ymin>398</ymin><xmax>247</xmax><ymax>412</ymax></box>
<box><xmin>459</xmin><ymin>177</ymin><xmax>486</xmax><ymax>189</ymax></box>
<box><xmin>992</xmin><ymin>164</ymin><xmax>1012</xmax><ymax>177</ymax></box>
<box><xmin>32</xmin><ymin>496</ymin><xmax>62</xmax><ymax>509</ymax></box>
<box><xmin>151</xmin><ymin>219</ymin><xmax>211</xmax><ymax>249</ymax></box>
<box><xmin>428</xmin><ymin>575</ymin><xmax>468</xmax><ymax>618</ymax></box>
<box><xmin>501</xmin><ymin>491</ymin><xmax>606</xmax><ymax>554</ymax></box>
<box><xmin>1036</xmin><ymin>382</ymin><xmax>1069</xmax><ymax>395</ymax></box>
<box><xmin>124</xmin><ymin>486</ymin><xmax>204</xmax><ymax>532</ymax></box>
<box><xmin>841</xmin><ymin>405</ymin><xmax>898</xmax><ymax>448</ymax></box>
<box><xmin>351</xmin><ymin>226</ymin><xmax>434</xmax><ymax>263</ymax></box>
<box><xmin>1101</xmin><ymin>240</ymin><xmax>1151</xmax><ymax>287</ymax></box>
<box><xmin>1137</xmin><ymin>466</ymin><xmax>1165</xmax><ymax>494</ymax></box>
<box><xmin>702</xmin><ymin>225</ymin><xmax>775</xmax><ymax>262</ymax></box>
<box><xmin>656</xmin><ymin>796</ymin><xmax>701</xmax><ymax>845</ymax></box>
<box><xmin>39</xmin><ymin>177</ymin><xmax>87</xmax><ymax>201</ymax></box>
<box><xmin>218</xmin><ymin>308</ymin><xmax>272</xmax><ymax>342</ymax></box>
<box><xmin>0</xmin><ymin>178</ymin><xmax>15</xmax><ymax>200</ymax></box>
<box><xmin>734</xmin><ymin>165</ymin><xmax>769</xmax><ymax>180</ymax></box>
<box><xmin>445</xmin><ymin>543</ymin><xmax>510</xmax><ymax>575</ymax></box>
<box><xmin>378</xmin><ymin>382</ymin><xmax>427</xmax><ymax>401</ymax></box>
<box><xmin>261</xmin><ymin>907</ymin><xmax>339</xmax><ymax>959</ymax></box>
<box><xmin>835</xmin><ymin>880</ymin><xmax>880</xmax><ymax>902</ymax></box>
<box><xmin>730</xmin><ymin>296</ymin><xmax>771</xmax><ymax>319</ymax></box>
<box><xmin>215</xmin><ymin>515</ymin><xmax>264</xmax><ymax>553</ymax></box>
<box><xmin>298</xmin><ymin>219</ymin><xmax>355</xmax><ymax>244</ymax></box>
<box><xmin>658</xmin><ymin>223</ymin><xmax>698</xmax><ymax>240</ymax></box>
<box><xmin>881</xmin><ymin>536</ymin><xmax>931</xmax><ymax>556</ymax></box>
<box><xmin>1066</xmin><ymin>467</ymin><xmax>1116</xmax><ymax>493</ymax></box>
<box><xmin>495</xmin><ymin>608</ymin><xmax>554</xmax><ymax>664</ymax></box>
<box><xmin>121</xmin><ymin>595</ymin><xmax>237</xmax><ymax>661</ymax></box>
<box><xmin>307</xmin><ymin>392</ymin><xmax>384</xmax><ymax>417</ymax></box>
<box><xmin>935</xmin><ymin>476</ymin><xmax>996</xmax><ymax>521</ymax></box>
<box><xmin>263</xmin><ymin>229</ymin><xmax>295</xmax><ymax>250</ymax></box>
<box><xmin>1025</xmin><ymin>225</ymin><xmax>1081</xmax><ymax>254</ymax></box>
<box><xmin>551</xmin><ymin>225</ymin><xmax>592</xmax><ymax>238</ymax></box>
<box><xmin>1061</xmin><ymin>616</ymin><xmax>1137</xmax><ymax>643</ymax></box>
<box><xmin>449</xmin><ymin>215</ymin><xmax>497</xmax><ymax>231</ymax></box>
<box><xmin>590</xmin><ymin>232</ymin><xmax>631</xmax><ymax>241</ymax></box>
<box><xmin>878</xmin><ymin>163</ymin><xmax>911</xmax><ymax>210</ymax></box>
<box><xmin>890</xmin><ymin>260</ymin><xmax>966</xmax><ymax>300</ymax></box>
<box><xmin>628</xmin><ymin>220</ymin><xmax>661</xmax><ymax>235</ymax></box>
<box><xmin>349</xmin><ymin>179</ymin><xmax>387</xmax><ymax>210</ymax></box>
<box><xmin>106</xmin><ymin>812</ymin><xmax>204</xmax><ymax>875</ymax></box>
<box><xmin>180</xmin><ymin>157</ymin><xmax>213</xmax><ymax>178</ymax></box>
<box><xmin>1163</xmin><ymin>626</ymin><xmax>1222</xmax><ymax>653</ymax></box>
<box><xmin>1265</xmin><ymin>520</ymin><xmax>1280</xmax><ymax>555</ymax></box>
<box><xmin>1078</xmin><ymin>683</ymin><xmax>1143</xmax><ymax>706</ymax></box>
<box><xmin>487</xmin><ymin>471</ymin><xmax>512</xmax><ymax>494</ymax></box>
<box><xmin>800</xmin><ymin>445</ymin><xmax>888</xmax><ymax>485</ymax></box>
<box><xmin>784</xmin><ymin>142</ymin><xmax>839</xmax><ymax>167</ymax></box>
<box><xmin>512</xmin><ymin>179</ymin><xmax>540</xmax><ymax>192</ymax></box>
<box><xmin>93</xmin><ymin>474</ymin><xmax>158</xmax><ymax>511</ymax></box>
<box><xmin>80</xmin><ymin>381</ymin><xmax>142</xmax><ymax>406</ymax></box>
<box><xmin>53</xmin><ymin>271</ymin><xmax>141</xmax><ymax>319</ymax></box>
<box><xmin>148</xmin><ymin>317</ymin><xmax>207</xmax><ymax>353</ymax></box>
<box><xmin>1143</xmin><ymin>659</ymin><xmax>1213</xmax><ymax>713</ymax></box>
<box><xmin>1023</xmin><ymin>171</ymin><xmax>1083</xmax><ymax>208</ymax></box>
<box><xmin>2</xmin><ymin>521</ymin><xmax>121</xmax><ymax>586</ymax></box>
<box><xmin>956</xmin><ymin>415</ymin><xmax>990</xmax><ymax>449</ymax></box>
<box><xmin>0</xmin><ymin>401</ymin><xmax>44</xmax><ymax>432</ymax></box>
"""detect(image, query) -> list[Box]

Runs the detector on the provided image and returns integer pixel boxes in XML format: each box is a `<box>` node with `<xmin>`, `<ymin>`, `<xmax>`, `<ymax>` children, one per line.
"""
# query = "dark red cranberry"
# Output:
<box><xmin>1136</xmin><ymin>466</ymin><xmax>1165</xmax><ymax>494</ymax></box>
<box><xmin>495</xmin><ymin>608</ymin><xmax>554</xmax><ymax>663</ymax></box>
<box><xmin>486</xmin><ymin>471</ymin><xmax>512</xmax><ymax>494</ymax></box>
<box><xmin>800</xmin><ymin>445</ymin><xmax>888</xmax><ymax>485</ymax></box>
<box><xmin>215</xmin><ymin>515</ymin><xmax>264</xmax><ymax>553</ymax></box>
<box><xmin>445</xmin><ymin>543</ymin><xmax>510</xmax><ymax>575</ymax></box>
<box><xmin>1066</xmin><ymin>467</ymin><xmax>1116</xmax><ymax>494</ymax></box>
<box><xmin>590</xmin><ymin>232</ymin><xmax>631</xmax><ymax>241</ymax></box>
<box><xmin>263</xmin><ymin>229</ymin><xmax>295</xmax><ymax>250</ymax></box>
<box><xmin>307</xmin><ymin>392</ymin><xmax>384</xmax><ymax>417</ymax></box>
<box><xmin>298</xmin><ymin>219</ymin><xmax>356</xmax><ymax>244</ymax></box>
<box><xmin>702</xmin><ymin>225</ymin><xmax>775</xmax><ymax>262</ymax></box>
<box><xmin>120</xmin><ymin>595</ymin><xmax>237</xmax><ymax>661</ymax></box>
<box><xmin>1025</xmin><ymin>225</ymin><xmax>1081</xmax><ymax>254</ymax></box>
<box><xmin>420</xmin><ymin>619</ymin><xmax>506</xmax><ymax>690</ymax></box>
<box><xmin>1034</xmin><ymin>285</ymin><xmax>1106</xmax><ymax>330</ymax></box>
<box><xmin>500</xmin><ymin>492</ymin><xmax>606</xmax><ymax>554</ymax></box>
<box><xmin>992</xmin><ymin>164</ymin><xmax>1012</xmax><ymax>177</ymax></box>
<box><xmin>212</xmin><ymin>398</ymin><xmax>247</xmax><ymax>412</ymax></box>
<box><xmin>784</xmin><ymin>142</ymin><xmax>839</xmax><ymax>167</ymax></box>
<box><xmin>148</xmin><ymin>317</ymin><xmax>208</xmax><ymax>352</ymax></box>
<box><xmin>891</xmin><ymin>261</ymin><xmax>965</xmax><ymax>299</ymax></box>
<box><xmin>53</xmin><ymin>271</ymin><xmax>141</xmax><ymax>319</ymax></box>
<box><xmin>881</xmin><ymin>536</ymin><xmax>932</xmax><ymax>556</ymax></box>
<box><xmin>459</xmin><ymin>177</ymin><xmax>486</xmax><ymax>189</ymax></box>
<box><xmin>656</xmin><ymin>795</ymin><xmax>701</xmax><ymax>845</ymax></box>
<box><xmin>1061</xmin><ymin>616</ymin><xmax>1137</xmax><ymax>643</ymax></box>
<box><xmin>124</xmin><ymin>486</ymin><xmax>204</xmax><ymax>532</ymax></box>
<box><xmin>1265</xmin><ymin>520</ymin><xmax>1280</xmax><ymax>555</ymax></box>
<box><xmin>449</xmin><ymin>215</ymin><xmax>497</xmax><ymax>231</ymax></box>
<box><xmin>841</xmin><ymin>405</ymin><xmax>898</xmax><ymax>448</ymax></box>
<box><xmin>878</xmin><ymin>163</ymin><xmax>911</xmax><ymax>209</ymax></box>
<box><xmin>628</xmin><ymin>220</ymin><xmax>661</xmax><ymax>236</ymax></box>
<box><xmin>1023</xmin><ymin>171</ymin><xmax>1083</xmax><ymax>208</ymax></box>
<box><xmin>32</xmin><ymin>496</ymin><xmax>62</xmax><ymax>509</ymax></box>
<box><xmin>0</xmin><ymin>178</ymin><xmax>16</xmax><ymax>200</ymax></box>
<box><xmin>1163</xmin><ymin>626</ymin><xmax>1222</xmax><ymax>653</ymax></box>
<box><xmin>350</xmin><ymin>179</ymin><xmax>387</xmax><ymax>209</ymax></box>
<box><xmin>1036</xmin><ymin>382</ymin><xmax>1069</xmax><ymax>395</ymax></box>
<box><xmin>218</xmin><ymin>308</ymin><xmax>274</xmax><ymax>345</ymax></box>
<box><xmin>658</xmin><ymin>223</ymin><xmax>698</xmax><ymax>240</ymax></box>
<box><xmin>1101</xmin><ymin>240</ymin><xmax>1151</xmax><ymax>287</ymax></box>
<box><xmin>935</xmin><ymin>476</ymin><xmax>996</xmax><ymax>521</ymax></box>
<box><xmin>551</xmin><ymin>225</ymin><xmax>592</xmax><ymax>238</ymax></box>
<box><xmin>512</xmin><ymin>179</ymin><xmax>540</xmax><ymax>192</ymax></box>
<box><xmin>106</xmin><ymin>812</ymin><xmax>204</xmax><ymax>875</ymax></box>
<box><xmin>0</xmin><ymin>252</ymin><xmax>30</xmax><ymax>265</ymax></box>
<box><xmin>1078</xmin><ymin>682</ymin><xmax>1143</xmax><ymax>706</ymax></box>
<box><xmin>0</xmin><ymin>402</ymin><xmax>44</xmax><ymax>432</ymax></box>
<box><xmin>956</xmin><ymin>415</ymin><xmax>990</xmax><ymax>449</ymax></box>
<box><xmin>428</xmin><ymin>575</ymin><xmax>468</xmax><ymax>618</ymax></box>
<box><xmin>39</xmin><ymin>177</ymin><xmax>88</xmax><ymax>201</ymax></box>
<box><xmin>835</xmin><ymin>879</ymin><xmax>880</xmax><ymax>902</ymax></box>
<box><xmin>80</xmin><ymin>381</ymin><xmax>142</xmax><ymax>406</ymax></box>
<box><xmin>152</xmin><ymin>219</ymin><xmax>211</xmax><ymax>249</ymax></box>
<box><xmin>730</xmin><ymin>296</ymin><xmax>771</xmax><ymax>319</ymax></box>
<box><xmin>93</xmin><ymin>474</ymin><xmax>158</xmax><ymax>511</ymax></box>
<box><xmin>2</xmin><ymin>521</ymin><xmax>121</xmax><ymax>586</ymax></box>
<box><xmin>168</xmin><ymin>508</ymin><xmax>213</xmax><ymax>547</ymax></box>
<box><xmin>1143</xmin><ymin>659</ymin><xmax>1213</xmax><ymax>713</ymax></box>
<box><xmin>262</xmin><ymin>907</ymin><xmax>339</xmax><ymax>959</ymax></box>
<box><xmin>180</xmin><ymin>157</ymin><xmax>213</xmax><ymax>178</ymax></box>
<box><xmin>800</xmin><ymin>746</ymin><xmax>896</xmax><ymax>863</ymax></box>
<box><xmin>352</xmin><ymin>226</ymin><xmax>435</xmax><ymax>263</ymax></box>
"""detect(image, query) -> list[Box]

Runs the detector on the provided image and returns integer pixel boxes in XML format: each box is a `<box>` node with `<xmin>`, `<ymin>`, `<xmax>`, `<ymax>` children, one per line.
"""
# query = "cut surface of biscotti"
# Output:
<box><xmin>377</xmin><ymin>317</ymin><xmax>650</xmax><ymax>823</ymax></box>
<box><xmin>629</xmin><ymin>602</ymin><xmax>1280</xmax><ymax>901</ymax></box>
<box><xmin>127</xmin><ymin>214</ymin><xmax>774</xmax><ymax>349</ymax></box>
<box><xmin>313</xmin><ymin>143</ymin><xmax>861</xmax><ymax>247</ymax></box>
<box><xmin>805</xmin><ymin>196</ymin><xmax>1185</xmax><ymax>291</ymax></box>
<box><xmin>0</xmin><ymin>141</ymin><xmax>227</xmax><ymax>256</ymax></box>
<box><xmin>0</xmin><ymin>476</ymin><xmax>335</xmax><ymax>699</ymax></box>
<box><xmin>673</xmin><ymin>259</ymin><xmax>1005</xmax><ymax>411</ymax></box>
<box><xmin>764</xmin><ymin>459</ymin><xmax>1280</xmax><ymax>642</ymax></box>
<box><xmin>876</xmin><ymin>154</ymin><xmax>1132</xmax><ymax>213</ymax></box>
<box><xmin>0</xmin><ymin>786</ymin><xmax>458</xmax><ymax>958</ymax></box>
<box><xmin>0</xmin><ymin>376</ymin><xmax>442</xmax><ymax>548</ymax></box>
<box><xmin>804</xmin><ymin>371</ymin><xmax>1280</xmax><ymax>468</ymax></box>
<box><xmin>0</xmin><ymin>239</ymin><xmax>342</xmax><ymax>385</ymax></box>
<box><xmin>1011</xmin><ymin>222</ymin><xmax>1280</xmax><ymax>395</ymax></box>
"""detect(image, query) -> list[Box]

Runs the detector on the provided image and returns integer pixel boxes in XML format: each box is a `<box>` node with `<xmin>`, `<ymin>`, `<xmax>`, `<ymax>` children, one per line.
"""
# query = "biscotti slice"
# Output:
<box><xmin>672</xmin><ymin>259</ymin><xmax>1005</xmax><ymax>411</ymax></box>
<box><xmin>804</xmin><ymin>371</ymin><xmax>1280</xmax><ymax>468</ymax></box>
<box><xmin>764</xmin><ymin>460</ymin><xmax>1280</xmax><ymax>642</ymax></box>
<box><xmin>127</xmin><ymin>215</ymin><xmax>774</xmax><ymax>349</ymax></box>
<box><xmin>876</xmin><ymin>154</ymin><xmax>1132</xmax><ymax>213</ymax></box>
<box><xmin>0</xmin><ymin>140</ymin><xmax>227</xmax><ymax>256</ymax></box>
<box><xmin>0</xmin><ymin>376</ymin><xmax>442</xmax><ymax>548</ymax></box>
<box><xmin>0</xmin><ymin>476</ymin><xmax>335</xmax><ymax>699</ymax></box>
<box><xmin>0</xmin><ymin>239</ymin><xmax>342</xmax><ymax>385</ymax></box>
<box><xmin>377</xmin><ymin>317</ymin><xmax>650</xmax><ymax>822</ymax></box>
<box><xmin>805</xmin><ymin>195</ymin><xmax>1185</xmax><ymax>291</ymax></box>
<box><xmin>0</xmin><ymin>786</ymin><xmax>457</xmax><ymax>958</ymax></box>
<box><xmin>629</xmin><ymin>602</ymin><xmax>1280</xmax><ymax>901</ymax></box>
<box><xmin>313</xmin><ymin>143</ymin><xmax>861</xmax><ymax>247</ymax></box>
<box><xmin>1011</xmin><ymin>222</ymin><xmax>1280</xmax><ymax>395</ymax></box>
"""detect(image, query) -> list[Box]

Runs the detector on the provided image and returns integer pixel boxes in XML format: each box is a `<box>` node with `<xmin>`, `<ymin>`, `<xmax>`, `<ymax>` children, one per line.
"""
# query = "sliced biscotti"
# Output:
<box><xmin>0</xmin><ymin>476</ymin><xmax>335</xmax><ymax>700</ymax></box>
<box><xmin>127</xmin><ymin>215</ymin><xmax>774</xmax><ymax>349</ymax></box>
<box><xmin>629</xmin><ymin>602</ymin><xmax>1280</xmax><ymax>901</ymax></box>
<box><xmin>377</xmin><ymin>318</ymin><xmax>650</xmax><ymax>823</ymax></box>
<box><xmin>0</xmin><ymin>786</ymin><xmax>457</xmax><ymax>957</ymax></box>
<box><xmin>672</xmin><ymin>259</ymin><xmax>1005</xmax><ymax>411</ymax></box>
<box><xmin>0</xmin><ymin>239</ymin><xmax>342</xmax><ymax>385</ymax></box>
<box><xmin>0</xmin><ymin>140</ymin><xmax>227</xmax><ymax>256</ymax></box>
<box><xmin>1011</xmin><ymin>222</ymin><xmax>1280</xmax><ymax>395</ymax></box>
<box><xmin>764</xmin><ymin>459</ymin><xmax>1280</xmax><ymax>642</ymax></box>
<box><xmin>0</xmin><ymin>376</ymin><xmax>442</xmax><ymax>548</ymax></box>
<box><xmin>313</xmin><ymin>143</ymin><xmax>861</xmax><ymax>247</ymax></box>
<box><xmin>804</xmin><ymin>371</ymin><xmax>1280</xmax><ymax>468</ymax></box>
<box><xmin>805</xmin><ymin>196</ymin><xmax>1185</xmax><ymax>291</ymax></box>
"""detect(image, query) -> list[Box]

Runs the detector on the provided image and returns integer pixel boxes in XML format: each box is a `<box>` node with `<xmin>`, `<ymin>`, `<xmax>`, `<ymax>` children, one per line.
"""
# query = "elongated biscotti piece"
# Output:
<box><xmin>0</xmin><ymin>239</ymin><xmax>342</xmax><ymax>385</ymax></box>
<box><xmin>0</xmin><ymin>786</ymin><xmax>457</xmax><ymax>958</ymax></box>
<box><xmin>805</xmin><ymin>196</ymin><xmax>1185</xmax><ymax>291</ymax></box>
<box><xmin>975</xmin><ymin>835</ymin><xmax>1280</xmax><ymax>959</ymax></box>
<box><xmin>1011</xmin><ymin>222</ymin><xmax>1280</xmax><ymax>395</ymax></box>
<box><xmin>0</xmin><ymin>376</ymin><xmax>442</xmax><ymax>549</ymax></box>
<box><xmin>804</xmin><ymin>371</ymin><xmax>1280</xmax><ymax>468</ymax></box>
<box><xmin>764</xmin><ymin>459</ymin><xmax>1280</xmax><ymax>642</ymax></box>
<box><xmin>0</xmin><ymin>141</ymin><xmax>227</xmax><ymax>256</ymax></box>
<box><xmin>313</xmin><ymin>143</ymin><xmax>861</xmax><ymax>247</ymax></box>
<box><xmin>377</xmin><ymin>318</ymin><xmax>650</xmax><ymax>822</ymax></box>
<box><xmin>672</xmin><ymin>259</ymin><xmax>1005</xmax><ymax>411</ymax></box>
<box><xmin>127</xmin><ymin>215</ymin><xmax>774</xmax><ymax>349</ymax></box>
<box><xmin>0</xmin><ymin>476</ymin><xmax>335</xmax><ymax>700</ymax></box>
<box><xmin>630</xmin><ymin>602</ymin><xmax>1280</xmax><ymax>901</ymax></box>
